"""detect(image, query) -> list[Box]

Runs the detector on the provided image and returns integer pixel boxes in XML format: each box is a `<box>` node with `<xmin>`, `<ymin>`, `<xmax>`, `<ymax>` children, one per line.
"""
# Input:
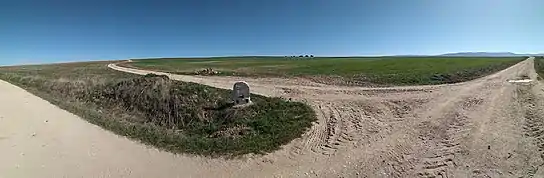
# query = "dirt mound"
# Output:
<box><xmin>85</xmin><ymin>75</ymin><xmax>222</xmax><ymax>127</ymax></box>
<box><xmin>66</xmin><ymin>74</ymin><xmax>316</xmax><ymax>155</ymax></box>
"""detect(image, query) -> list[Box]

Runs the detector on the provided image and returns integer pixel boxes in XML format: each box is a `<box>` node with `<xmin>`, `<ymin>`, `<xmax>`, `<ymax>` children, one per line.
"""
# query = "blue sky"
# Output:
<box><xmin>1</xmin><ymin>0</ymin><xmax>543</xmax><ymax>65</ymax></box>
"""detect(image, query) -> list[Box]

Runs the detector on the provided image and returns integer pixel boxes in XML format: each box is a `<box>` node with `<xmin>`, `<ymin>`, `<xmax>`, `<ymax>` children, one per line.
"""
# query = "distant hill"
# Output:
<box><xmin>438</xmin><ymin>52</ymin><xmax>544</xmax><ymax>57</ymax></box>
<box><xmin>440</xmin><ymin>52</ymin><xmax>520</xmax><ymax>57</ymax></box>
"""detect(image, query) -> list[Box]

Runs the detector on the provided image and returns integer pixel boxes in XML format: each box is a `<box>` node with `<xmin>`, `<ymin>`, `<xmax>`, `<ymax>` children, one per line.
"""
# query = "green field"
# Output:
<box><xmin>123</xmin><ymin>57</ymin><xmax>525</xmax><ymax>86</ymax></box>
<box><xmin>0</xmin><ymin>62</ymin><xmax>316</xmax><ymax>156</ymax></box>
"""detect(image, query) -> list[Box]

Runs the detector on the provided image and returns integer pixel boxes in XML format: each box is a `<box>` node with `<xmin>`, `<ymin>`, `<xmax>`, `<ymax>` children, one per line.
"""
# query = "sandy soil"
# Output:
<box><xmin>1</xmin><ymin>57</ymin><xmax>542</xmax><ymax>178</ymax></box>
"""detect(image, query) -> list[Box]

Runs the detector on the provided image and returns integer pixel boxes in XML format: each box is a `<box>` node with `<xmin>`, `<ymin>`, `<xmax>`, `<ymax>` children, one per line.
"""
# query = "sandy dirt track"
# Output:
<box><xmin>1</xmin><ymin>57</ymin><xmax>543</xmax><ymax>177</ymax></box>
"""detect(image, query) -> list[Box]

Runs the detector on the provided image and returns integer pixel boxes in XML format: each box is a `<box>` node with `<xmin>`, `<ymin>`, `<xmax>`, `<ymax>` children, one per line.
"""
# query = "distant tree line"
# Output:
<box><xmin>285</xmin><ymin>55</ymin><xmax>314</xmax><ymax>58</ymax></box>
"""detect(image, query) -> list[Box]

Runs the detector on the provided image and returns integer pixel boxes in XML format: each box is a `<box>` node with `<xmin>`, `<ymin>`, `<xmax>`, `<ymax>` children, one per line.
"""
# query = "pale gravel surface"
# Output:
<box><xmin>1</xmin><ymin>57</ymin><xmax>543</xmax><ymax>177</ymax></box>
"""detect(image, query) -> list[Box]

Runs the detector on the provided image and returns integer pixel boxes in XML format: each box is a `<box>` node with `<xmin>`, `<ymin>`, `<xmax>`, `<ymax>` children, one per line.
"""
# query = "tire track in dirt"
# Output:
<box><xmin>406</xmin><ymin>80</ymin><xmax>490</xmax><ymax>177</ymax></box>
<box><xmin>415</xmin><ymin>84</ymin><xmax>506</xmax><ymax>177</ymax></box>
<box><xmin>409</xmin><ymin>58</ymin><xmax>544</xmax><ymax>178</ymax></box>
<box><xmin>411</xmin><ymin>100</ymin><xmax>476</xmax><ymax>177</ymax></box>
<box><xmin>291</xmin><ymin>101</ymin><xmax>383</xmax><ymax>156</ymax></box>
<box><xmin>416</xmin><ymin>111</ymin><xmax>470</xmax><ymax>177</ymax></box>
<box><xmin>517</xmin><ymin>81</ymin><xmax>544</xmax><ymax>177</ymax></box>
<box><xmin>285</xmin><ymin>92</ymin><xmax>433</xmax><ymax>159</ymax></box>
<box><xmin>401</xmin><ymin>59</ymin><xmax>533</xmax><ymax>177</ymax></box>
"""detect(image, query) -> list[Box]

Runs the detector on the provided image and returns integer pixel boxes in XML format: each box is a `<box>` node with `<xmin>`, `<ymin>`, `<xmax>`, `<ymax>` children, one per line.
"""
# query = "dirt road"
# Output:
<box><xmin>1</xmin><ymin>57</ymin><xmax>542</xmax><ymax>177</ymax></box>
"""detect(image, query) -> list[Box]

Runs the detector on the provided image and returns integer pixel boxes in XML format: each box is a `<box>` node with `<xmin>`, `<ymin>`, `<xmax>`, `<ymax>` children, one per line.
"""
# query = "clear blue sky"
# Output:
<box><xmin>1</xmin><ymin>0</ymin><xmax>543</xmax><ymax>65</ymax></box>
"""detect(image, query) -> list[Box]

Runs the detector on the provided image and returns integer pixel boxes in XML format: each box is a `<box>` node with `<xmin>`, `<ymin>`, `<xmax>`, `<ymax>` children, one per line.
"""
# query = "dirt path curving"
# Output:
<box><xmin>1</xmin><ymin>57</ymin><xmax>542</xmax><ymax>177</ymax></box>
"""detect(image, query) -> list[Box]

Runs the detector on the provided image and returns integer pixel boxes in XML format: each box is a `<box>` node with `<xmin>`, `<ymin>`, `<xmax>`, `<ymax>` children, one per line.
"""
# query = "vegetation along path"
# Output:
<box><xmin>2</xmin><ymin>57</ymin><xmax>544</xmax><ymax>177</ymax></box>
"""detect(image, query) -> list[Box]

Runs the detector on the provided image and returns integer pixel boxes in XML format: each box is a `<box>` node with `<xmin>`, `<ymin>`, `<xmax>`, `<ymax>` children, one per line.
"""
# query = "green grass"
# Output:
<box><xmin>122</xmin><ymin>57</ymin><xmax>524</xmax><ymax>86</ymax></box>
<box><xmin>535</xmin><ymin>57</ymin><xmax>544</xmax><ymax>80</ymax></box>
<box><xmin>0</xmin><ymin>61</ymin><xmax>316</xmax><ymax>156</ymax></box>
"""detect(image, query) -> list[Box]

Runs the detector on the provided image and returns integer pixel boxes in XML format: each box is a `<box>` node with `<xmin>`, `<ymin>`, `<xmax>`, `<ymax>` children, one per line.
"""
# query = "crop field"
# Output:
<box><xmin>122</xmin><ymin>57</ymin><xmax>524</xmax><ymax>86</ymax></box>
<box><xmin>0</xmin><ymin>62</ymin><xmax>316</xmax><ymax>156</ymax></box>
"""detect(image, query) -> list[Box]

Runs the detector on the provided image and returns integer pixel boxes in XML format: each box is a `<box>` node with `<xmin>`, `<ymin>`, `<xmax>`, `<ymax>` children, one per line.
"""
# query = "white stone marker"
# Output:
<box><xmin>232</xmin><ymin>81</ymin><xmax>251</xmax><ymax>105</ymax></box>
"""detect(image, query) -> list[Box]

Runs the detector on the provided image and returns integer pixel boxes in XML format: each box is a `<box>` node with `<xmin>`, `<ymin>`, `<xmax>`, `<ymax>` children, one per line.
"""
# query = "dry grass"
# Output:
<box><xmin>536</xmin><ymin>57</ymin><xmax>544</xmax><ymax>80</ymax></box>
<box><xmin>0</xmin><ymin>61</ymin><xmax>316</xmax><ymax>156</ymax></box>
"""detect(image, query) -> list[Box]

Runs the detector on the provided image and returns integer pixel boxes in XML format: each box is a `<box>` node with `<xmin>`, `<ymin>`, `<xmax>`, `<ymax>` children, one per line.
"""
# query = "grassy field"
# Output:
<box><xmin>0</xmin><ymin>62</ymin><xmax>316</xmax><ymax>156</ymax></box>
<box><xmin>122</xmin><ymin>57</ymin><xmax>524</xmax><ymax>86</ymax></box>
